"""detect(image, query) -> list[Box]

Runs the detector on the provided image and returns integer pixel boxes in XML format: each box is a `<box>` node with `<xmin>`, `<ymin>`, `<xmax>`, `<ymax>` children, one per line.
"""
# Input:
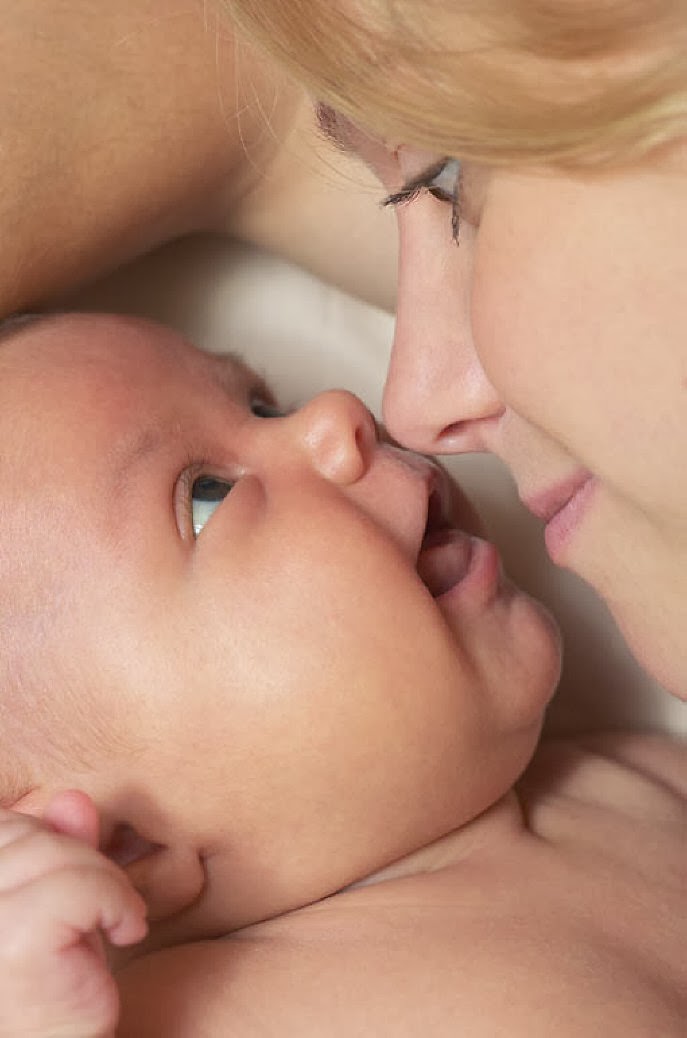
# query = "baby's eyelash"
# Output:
<box><xmin>381</xmin><ymin>158</ymin><xmax>462</xmax><ymax>245</ymax></box>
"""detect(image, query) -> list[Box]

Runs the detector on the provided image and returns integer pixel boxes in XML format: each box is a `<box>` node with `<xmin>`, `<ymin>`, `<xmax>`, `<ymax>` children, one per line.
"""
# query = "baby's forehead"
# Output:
<box><xmin>0</xmin><ymin>311</ymin><xmax>261</xmax><ymax>397</ymax></box>
<box><xmin>0</xmin><ymin>313</ymin><xmax>273</xmax><ymax>498</ymax></box>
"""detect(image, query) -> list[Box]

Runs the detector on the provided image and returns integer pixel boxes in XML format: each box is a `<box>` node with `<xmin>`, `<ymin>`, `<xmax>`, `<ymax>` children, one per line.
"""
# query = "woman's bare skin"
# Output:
<box><xmin>0</xmin><ymin>0</ymin><xmax>396</xmax><ymax>317</ymax></box>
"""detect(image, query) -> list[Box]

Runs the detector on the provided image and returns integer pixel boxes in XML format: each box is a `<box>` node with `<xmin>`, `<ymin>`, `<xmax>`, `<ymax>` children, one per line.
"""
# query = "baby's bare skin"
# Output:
<box><xmin>117</xmin><ymin>732</ymin><xmax>686</xmax><ymax>1036</ymax></box>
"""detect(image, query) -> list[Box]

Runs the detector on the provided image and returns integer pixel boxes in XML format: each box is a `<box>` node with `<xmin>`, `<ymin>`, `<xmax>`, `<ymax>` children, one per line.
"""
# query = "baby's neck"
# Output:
<box><xmin>342</xmin><ymin>790</ymin><xmax>524</xmax><ymax>894</ymax></box>
<box><xmin>114</xmin><ymin>790</ymin><xmax>525</xmax><ymax>971</ymax></box>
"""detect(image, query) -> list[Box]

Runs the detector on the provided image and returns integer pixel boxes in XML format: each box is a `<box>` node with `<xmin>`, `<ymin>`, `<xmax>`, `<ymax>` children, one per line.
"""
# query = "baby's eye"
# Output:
<box><xmin>191</xmin><ymin>476</ymin><xmax>234</xmax><ymax>537</ymax></box>
<box><xmin>251</xmin><ymin>398</ymin><xmax>285</xmax><ymax>419</ymax></box>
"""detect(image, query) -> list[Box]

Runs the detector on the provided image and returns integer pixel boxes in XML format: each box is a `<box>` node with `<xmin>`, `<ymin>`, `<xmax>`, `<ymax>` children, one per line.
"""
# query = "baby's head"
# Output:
<box><xmin>0</xmin><ymin>313</ymin><xmax>560</xmax><ymax>946</ymax></box>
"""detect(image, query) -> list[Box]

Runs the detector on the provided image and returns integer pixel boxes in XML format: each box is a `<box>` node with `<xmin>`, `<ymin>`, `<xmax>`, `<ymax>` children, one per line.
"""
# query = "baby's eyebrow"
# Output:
<box><xmin>209</xmin><ymin>349</ymin><xmax>250</xmax><ymax>385</ymax></box>
<box><xmin>207</xmin><ymin>350</ymin><xmax>273</xmax><ymax>402</ymax></box>
<box><xmin>107</xmin><ymin>422</ymin><xmax>167</xmax><ymax>504</ymax></box>
<box><xmin>108</xmin><ymin>351</ymin><xmax>273</xmax><ymax>503</ymax></box>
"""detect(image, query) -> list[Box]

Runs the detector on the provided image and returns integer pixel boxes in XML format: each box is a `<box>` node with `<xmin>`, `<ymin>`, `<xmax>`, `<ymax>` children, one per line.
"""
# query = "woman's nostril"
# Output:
<box><xmin>440</xmin><ymin>421</ymin><xmax>467</xmax><ymax>441</ymax></box>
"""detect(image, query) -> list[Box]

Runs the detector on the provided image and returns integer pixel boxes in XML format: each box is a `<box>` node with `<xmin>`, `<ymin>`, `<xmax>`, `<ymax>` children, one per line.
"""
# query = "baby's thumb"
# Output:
<box><xmin>42</xmin><ymin>789</ymin><xmax>100</xmax><ymax>848</ymax></box>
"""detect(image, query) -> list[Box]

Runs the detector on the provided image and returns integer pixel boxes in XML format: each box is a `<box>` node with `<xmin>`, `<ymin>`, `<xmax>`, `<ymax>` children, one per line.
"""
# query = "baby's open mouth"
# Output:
<box><xmin>416</xmin><ymin>485</ymin><xmax>476</xmax><ymax>598</ymax></box>
<box><xmin>415</xmin><ymin>456</ymin><xmax>496</xmax><ymax>602</ymax></box>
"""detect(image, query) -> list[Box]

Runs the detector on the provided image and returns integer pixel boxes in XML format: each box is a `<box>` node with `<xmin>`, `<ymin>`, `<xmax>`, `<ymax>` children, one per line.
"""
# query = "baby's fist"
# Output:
<box><xmin>0</xmin><ymin>791</ymin><xmax>147</xmax><ymax>1037</ymax></box>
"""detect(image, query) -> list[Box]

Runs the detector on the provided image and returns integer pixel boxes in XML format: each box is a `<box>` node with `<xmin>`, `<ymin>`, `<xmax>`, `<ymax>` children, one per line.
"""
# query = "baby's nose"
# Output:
<box><xmin>293</xmin><ymin>390</ymin><xmax>378</xmax><ymax>485</ymax></box>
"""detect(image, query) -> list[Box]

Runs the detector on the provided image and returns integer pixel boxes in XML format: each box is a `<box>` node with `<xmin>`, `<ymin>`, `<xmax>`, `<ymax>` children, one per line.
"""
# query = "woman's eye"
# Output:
<box><xmin>427</xmin><ymin>159</ymin><xmax>462</xmax><ymax>244</ymax></box>
<box><xmin>191</xmin><ymin>476</ymin><xmax>234</xmax><ymax>537</ymax></box>
<box><xmin>427</xmin><ymin>158</ymin><xmax>462</xmax><ymax>203</ymax></box>
<box><xmin>381</xmin><ymin>157</ymin><xmax>463</xmax><ymax>244</ymax></box>
<box><xmin>251</xmin><ymin>398</ymin><xmax>285</xmax><ymax>418</ymax></box>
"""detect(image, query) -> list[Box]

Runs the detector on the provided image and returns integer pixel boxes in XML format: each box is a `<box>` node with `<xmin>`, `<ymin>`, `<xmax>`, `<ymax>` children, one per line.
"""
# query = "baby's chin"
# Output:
<box><xmin>509</xmin><ymin>587</ymin><xmax>563</xmax><ymax>729</ymax></box>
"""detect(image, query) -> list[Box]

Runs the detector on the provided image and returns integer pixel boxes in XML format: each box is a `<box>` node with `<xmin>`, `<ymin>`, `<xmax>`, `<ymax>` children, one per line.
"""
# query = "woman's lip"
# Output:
<box><xmin>524</xmin><ymin>470</ymin><xmax>593</xmax><ymax>524</ymax></box>
<box><xmin>542</xmin><ymin>476</ymin><xmax>596</xmax><ymax>562</ymax></box>
<box><xmin>521</xmin><ymin>470</ymin><xmax>597</xmax><ymax>562</ymax></box>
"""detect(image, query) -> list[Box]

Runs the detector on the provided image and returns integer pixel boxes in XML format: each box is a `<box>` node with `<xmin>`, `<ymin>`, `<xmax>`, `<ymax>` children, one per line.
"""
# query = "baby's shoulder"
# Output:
<box><xmin>519</xmin><ymin>730</ymin><xmax>687</xmax><ymax>842</ymax></box>
<box><xmin>118</xmin><ymin>733</ymin><xmax>686</xmax><ymax>1037</ymax></box>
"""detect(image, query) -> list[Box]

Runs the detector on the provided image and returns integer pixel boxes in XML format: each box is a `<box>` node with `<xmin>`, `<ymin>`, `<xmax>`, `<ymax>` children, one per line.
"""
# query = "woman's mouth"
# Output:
<box><xmin>524</xmin><ymin>471</ymin><xmax>596</xmax><ymax>563</ymax></box>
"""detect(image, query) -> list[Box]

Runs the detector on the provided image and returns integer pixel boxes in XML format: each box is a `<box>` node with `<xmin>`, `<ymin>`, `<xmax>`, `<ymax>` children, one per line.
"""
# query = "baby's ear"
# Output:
<box><xmin>104</xmin><ymin>823</ymin><xmax>205</xmax><ymax>923</ymax></box>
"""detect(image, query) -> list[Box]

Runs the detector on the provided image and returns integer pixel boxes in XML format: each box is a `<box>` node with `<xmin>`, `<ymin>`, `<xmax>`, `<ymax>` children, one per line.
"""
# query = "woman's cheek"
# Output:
<box><xmin>470</xmin><ymin>227</ymin><xmax>529</xmax><ymax>406</ymax></box>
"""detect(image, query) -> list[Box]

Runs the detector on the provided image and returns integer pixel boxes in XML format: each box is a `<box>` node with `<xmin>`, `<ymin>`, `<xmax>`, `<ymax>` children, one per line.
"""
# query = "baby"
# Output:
<box><xmin>0</xmin><ymin>313</ymin><xmax>684</xmax><ymax>1037</ymax></box>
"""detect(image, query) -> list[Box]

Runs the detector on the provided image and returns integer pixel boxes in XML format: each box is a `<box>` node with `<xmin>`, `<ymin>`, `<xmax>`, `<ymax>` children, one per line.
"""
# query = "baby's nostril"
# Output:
<box><xmin>355</xmin><ymin>426</ymin><xmax>366</xmax><ymax>452</ymax></box>
<box><xmin>355</xmin><ymin>410</ymin><xmax>380</xmax><ymax>455</ymax></box>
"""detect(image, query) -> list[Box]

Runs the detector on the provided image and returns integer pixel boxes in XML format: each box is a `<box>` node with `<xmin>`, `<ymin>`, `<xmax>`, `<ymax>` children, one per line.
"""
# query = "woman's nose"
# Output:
<box><xmin>382</xmin><ymin>208</ymin><xmax>504</xmax><ymax>455</ymax></box>
<box><xmin>289</xmin><ymin>389</ymin><xmax>378</xmax><ymax>485</ymax></box>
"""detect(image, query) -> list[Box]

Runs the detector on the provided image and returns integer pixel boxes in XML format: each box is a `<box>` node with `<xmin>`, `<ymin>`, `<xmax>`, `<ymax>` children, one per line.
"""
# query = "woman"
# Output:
<box><xmin>222</xmin><ymin>0</ymin><xmax>687</xmax><ymax>697</ymax></box>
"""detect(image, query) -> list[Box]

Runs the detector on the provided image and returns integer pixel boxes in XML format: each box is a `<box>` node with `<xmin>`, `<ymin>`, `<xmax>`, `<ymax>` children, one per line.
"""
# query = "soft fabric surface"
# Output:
<box><xmin>69</xmin><ymin>234</ymin><xmax>683</xmax><ymax>735</ymax></box>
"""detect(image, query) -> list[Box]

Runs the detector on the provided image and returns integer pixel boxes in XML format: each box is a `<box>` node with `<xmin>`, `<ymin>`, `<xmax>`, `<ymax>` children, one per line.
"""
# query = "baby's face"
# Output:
<box><xmin>0</xmin><ymin>314</ymin><xmax>560</xmax><ymax>932</ymax></box>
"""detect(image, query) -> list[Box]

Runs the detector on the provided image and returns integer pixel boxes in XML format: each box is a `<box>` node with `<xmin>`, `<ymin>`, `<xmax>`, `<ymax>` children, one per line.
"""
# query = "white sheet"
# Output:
<box><xmin>69</xmin><ymin>234</ymin><xmax>684</xmax><ymax>736</ymax></box>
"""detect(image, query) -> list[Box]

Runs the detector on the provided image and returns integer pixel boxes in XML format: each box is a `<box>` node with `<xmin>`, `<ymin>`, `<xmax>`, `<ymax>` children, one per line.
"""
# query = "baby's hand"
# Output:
<box><xmin>0</xmin><ymin>790</ymin><xmax>147</xmax><ymax>1038</ymax></box>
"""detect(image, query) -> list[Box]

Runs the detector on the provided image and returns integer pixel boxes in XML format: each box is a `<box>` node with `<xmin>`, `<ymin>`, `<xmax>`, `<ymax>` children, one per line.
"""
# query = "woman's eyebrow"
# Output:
<box><xmin>315</xmin><ymin>102</ymin><xmax>447</xmax><ymax>199</ymax></box>
<box><xmin>315</xmin><ymin>102</ymin><xmax>359</xmax><ymax>154</ymax></box>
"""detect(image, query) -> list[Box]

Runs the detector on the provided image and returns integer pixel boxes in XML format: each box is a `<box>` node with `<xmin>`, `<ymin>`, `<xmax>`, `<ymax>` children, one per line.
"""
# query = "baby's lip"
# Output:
<box><xmin>413</xmin><ymin>463</ymin><xmax>484</xmax><ymax>598</ymax></box>
<box><xmin>417</xmin><ymin>527</ymin><xmax>476</xmax><ymax>599</ymax></box>
<box><xmin>388</xmin><ymin>451</ymin><xmax>487</xmax><ymax>600</ymax></box>
<box><xmin>376</xmin><ymin>422</ymin><xmax>484</xmax><ymax>540</ymax></box>
<box><xmin>422</xmin><ymin>458</ymin><xmax>485</xmax><ymax>542</ymax></box>
<box><xmin>374</xmin><ymin>446</ymin><xmax>486</xmax><ymax>593</ymax></box>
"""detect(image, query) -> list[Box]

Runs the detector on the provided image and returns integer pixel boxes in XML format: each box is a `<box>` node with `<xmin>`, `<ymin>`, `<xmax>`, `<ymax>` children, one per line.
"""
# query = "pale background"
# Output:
<box><xmin>69</xmin><ymin>235</ymin><xmax>685</xmax><ymax>737</ymax></box>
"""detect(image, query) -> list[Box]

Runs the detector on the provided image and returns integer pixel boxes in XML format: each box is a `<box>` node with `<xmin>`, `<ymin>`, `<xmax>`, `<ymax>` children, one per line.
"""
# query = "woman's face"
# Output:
<box><xmin>342</xmin><ymin>118</ymin><xmax>687</xmax><ymax>696</ymax></box>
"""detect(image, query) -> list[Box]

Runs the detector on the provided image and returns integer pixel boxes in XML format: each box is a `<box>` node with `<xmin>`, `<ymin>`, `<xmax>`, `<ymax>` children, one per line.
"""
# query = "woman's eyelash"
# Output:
<box><xmin>381</xmin><ymin>184</ymin><xmax>424</xmax><ymax>208</ymax></box>
<box><xmin>381</xmin><ymin>158</ymin><xmax>462</xmax><ymax>245</ymax></box>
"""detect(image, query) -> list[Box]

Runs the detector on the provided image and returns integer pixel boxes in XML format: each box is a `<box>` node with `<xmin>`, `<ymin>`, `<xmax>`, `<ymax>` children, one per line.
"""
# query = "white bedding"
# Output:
<box><xmin>69</xmin><ymin>234</ymin><xmax>684</xmax><ymax>736</ymax></box>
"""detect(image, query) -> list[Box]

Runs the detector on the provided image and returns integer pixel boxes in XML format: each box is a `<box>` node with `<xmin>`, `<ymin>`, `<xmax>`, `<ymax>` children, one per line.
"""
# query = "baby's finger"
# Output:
<box><xmin>0</xmin><ymin>825</ymin><xmax>124</xmax><ymax>894</ymax></box>
<box><xmin>0</xmin><ymin>808</ymin><xmax>42</xmax><ymax>850</ymax></box>
<box><xmin>42</xmin><ymin>789</ymin><xmax>100</xmax><ymax>848</ymax></box>
<box><xmin>2</xmin><ymin>863</ymin><xmax>148</xmax><ymax>954</ymax></box>
<box><xmin>0</xmin><ymin>868</ymin><xmax>145</xmax><ymax>1038</ymax></box>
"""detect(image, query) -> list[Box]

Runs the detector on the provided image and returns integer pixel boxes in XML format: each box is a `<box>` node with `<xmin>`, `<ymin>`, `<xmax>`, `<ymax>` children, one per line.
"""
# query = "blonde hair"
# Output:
<box><xmin>223</xmin><ymin>0</ymin><xmax>687</xmax><ymax>167</ymax></box>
